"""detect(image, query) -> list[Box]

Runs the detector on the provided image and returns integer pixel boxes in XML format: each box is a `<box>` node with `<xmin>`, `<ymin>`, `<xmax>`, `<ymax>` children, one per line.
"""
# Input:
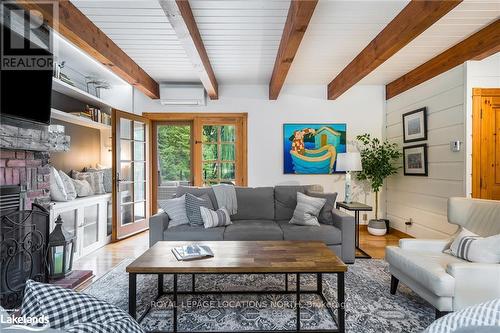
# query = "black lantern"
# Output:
<box><xmin>47</xmin><ymin>215</ymin><xmax>75</xmax><ymax>279</ymax></box>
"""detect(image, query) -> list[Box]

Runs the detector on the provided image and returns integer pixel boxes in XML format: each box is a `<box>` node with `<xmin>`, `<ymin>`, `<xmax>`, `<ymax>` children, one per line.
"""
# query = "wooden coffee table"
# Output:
<box><xmin>127</xmin><ymin>241</ymin><xmax>347</xmax><ymax>333</ymax></box>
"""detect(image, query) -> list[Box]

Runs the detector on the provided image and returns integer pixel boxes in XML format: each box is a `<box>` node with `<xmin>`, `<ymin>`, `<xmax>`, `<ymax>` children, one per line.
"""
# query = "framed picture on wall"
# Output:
<box><xmin>402</xmin><ymin>107</ymin><xmax>427</xmax><ymax>143</ymax></box>
<box><xmin>403</xmin><ymin>144</ymin><xmax>428</xmax><ymax>176</ymax></box>
<box><xmin>283</xmin><ymin>123</ymin><xmax>346</xmax><ymax>174</ymax></box>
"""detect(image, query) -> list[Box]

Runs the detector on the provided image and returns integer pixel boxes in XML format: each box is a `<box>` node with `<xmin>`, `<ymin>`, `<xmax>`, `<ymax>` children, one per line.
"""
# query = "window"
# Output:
<box><xmin>150</xmin><ymin>113</ymin><xmax>247</xmax><ymax>212</ymax></box>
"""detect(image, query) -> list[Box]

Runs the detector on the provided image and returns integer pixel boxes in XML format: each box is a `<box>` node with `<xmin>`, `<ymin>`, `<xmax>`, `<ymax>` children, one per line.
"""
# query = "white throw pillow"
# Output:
<box><xmin>72</xmin><ymin>170</ymin><xmax>105</xmax><ymax>195</ymax></box>
<box><xmin>58</xmin><ymin>170</ymin><xmax>77</xmax><ymax>200</ymax></box>
<box><xmin>200</xmin><ymin>206</ymin><xmax>232</xmax><ymax>228</ymax></box>
<box><xmin>72</xmin><ymin>178</ymin><xmax>94</xmax><ymax>197</ymax></box>
<box><xmin>50</xmin><ymin>167</ymin><xmax>68</xmax><ymax>202</ymax></box>
<box><xmin>289</xmin><ymin>192</ymin><xmax>327</xmax><ymax>226</ymax></box>
<box><xmin>159</xmin><ymin>195</ymin><xmax>190</xmax><ymax>228</ymax></box>
<box><xmin>448</xmin><ymin>228</ymin><xmax>500</xmax><ymax>264</ymax></box>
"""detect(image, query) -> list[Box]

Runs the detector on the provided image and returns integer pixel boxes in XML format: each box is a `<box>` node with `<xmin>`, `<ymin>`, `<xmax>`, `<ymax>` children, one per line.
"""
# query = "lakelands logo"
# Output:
<box><xmin>0</xmin><ymin>310</ymin><xmax>50</xmax><ymax>331</ymax></box>
<box><xmin>1</xmin><ymin>0</ymin><xmax>58</xmax><ymax>71</ymax></box>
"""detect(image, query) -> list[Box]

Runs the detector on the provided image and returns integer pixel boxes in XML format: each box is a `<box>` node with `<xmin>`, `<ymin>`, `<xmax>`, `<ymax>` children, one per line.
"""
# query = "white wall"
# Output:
<box><xmin>464</xmin><ymin>53</ymin><xmax>500</xmax><ymax>195</ymax></box>
<box><xmin>135</xmin><ymin>84</ymin><xmax>385</xmax><ymax>220</ymax></box>
<box><xmin>385</xmin><ymin>65</ymin><xmax>466</xmax><ymax>238</ymax></box>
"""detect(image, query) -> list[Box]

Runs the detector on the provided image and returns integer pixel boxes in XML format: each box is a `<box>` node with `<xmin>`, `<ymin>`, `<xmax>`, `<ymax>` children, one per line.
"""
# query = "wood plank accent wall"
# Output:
<box><xmin>385</xmin><ymin>66</ymin><xmax>466</xmax><ymax>238</ymax></box>
<box><xmin>16</xmin><ymin>0</ymin><xmax>159</xmax><ymax>99</ymax></box>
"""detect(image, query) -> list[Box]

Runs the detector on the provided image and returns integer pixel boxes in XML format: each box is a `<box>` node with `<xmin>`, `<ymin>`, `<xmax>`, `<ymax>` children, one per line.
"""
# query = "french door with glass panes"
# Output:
<box><xmin>113</xmin><ymin>110</ymin><xmax>150</xmax><ymax>240</ymax></box>
<box><xmin>194</xmin><ymin>117</ymin><xmax>247</xmax><ymax>187</ymax></box>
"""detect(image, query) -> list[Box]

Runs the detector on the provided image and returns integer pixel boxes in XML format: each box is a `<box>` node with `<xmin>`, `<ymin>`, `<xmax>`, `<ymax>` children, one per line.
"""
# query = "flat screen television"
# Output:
<box><xmin>1</xmin><ymin>25</ymin><xmax>53</xmax><ymax>125</ymax></box>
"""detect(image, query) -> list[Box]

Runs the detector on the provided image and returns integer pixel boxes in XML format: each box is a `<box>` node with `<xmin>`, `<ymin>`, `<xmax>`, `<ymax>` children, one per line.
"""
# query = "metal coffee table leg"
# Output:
<box><xmin>129</xmin><ymin>273</ymin><xmax>137</xmax><ymax>319</ymax></box>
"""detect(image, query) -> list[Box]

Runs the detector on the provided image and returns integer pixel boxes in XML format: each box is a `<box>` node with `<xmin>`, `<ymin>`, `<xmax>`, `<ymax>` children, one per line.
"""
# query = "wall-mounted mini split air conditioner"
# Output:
<box><xmin>159</xmin><ymin>83</ymin><xmax>206</xmax><ymax>106</ymax></box>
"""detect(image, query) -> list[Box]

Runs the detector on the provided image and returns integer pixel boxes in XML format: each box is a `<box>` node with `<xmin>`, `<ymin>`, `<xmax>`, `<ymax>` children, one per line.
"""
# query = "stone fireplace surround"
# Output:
<box><xmin>0</xmin><ymin>119</ymin><xmax>71</xmax><ymax>210</ymax></box>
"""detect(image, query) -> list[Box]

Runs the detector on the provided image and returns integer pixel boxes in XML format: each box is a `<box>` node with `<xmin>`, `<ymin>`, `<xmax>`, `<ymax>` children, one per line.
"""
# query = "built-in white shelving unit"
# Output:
<box><xmin>52</xmin><ymin>77</ymin><xmax>113</xmax><ymax>111</ymax></box>
<box><xmin>51</xmin><ymin>108</ymin><xmax>111</xmax><ymax>130</ymax></box>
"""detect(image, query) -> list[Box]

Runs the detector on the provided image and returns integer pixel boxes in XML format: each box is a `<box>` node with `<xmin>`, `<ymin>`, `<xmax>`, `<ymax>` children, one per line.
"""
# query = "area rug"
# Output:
<box><xmin>83</xmin><ymin>259</ymin><xmax>434</xmax><ymax>332</ymax></box>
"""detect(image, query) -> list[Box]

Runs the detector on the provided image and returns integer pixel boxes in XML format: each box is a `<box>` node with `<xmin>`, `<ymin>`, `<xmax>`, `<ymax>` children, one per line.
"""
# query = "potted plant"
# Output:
<box><xmin>355</xmin><ymin>134</ymin><xmax>402</xmax><ymax>235</ymax></box>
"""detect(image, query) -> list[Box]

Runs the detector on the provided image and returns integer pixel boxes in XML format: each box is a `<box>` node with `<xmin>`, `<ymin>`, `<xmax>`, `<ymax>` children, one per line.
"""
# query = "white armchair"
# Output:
<box><xmin>386</xmin><ymin>197</ymin><xmax>500</xmax><ymax>318</ymax></box>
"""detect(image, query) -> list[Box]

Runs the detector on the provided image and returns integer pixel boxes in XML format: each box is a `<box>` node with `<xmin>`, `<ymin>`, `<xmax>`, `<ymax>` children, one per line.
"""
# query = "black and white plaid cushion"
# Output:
<box><xmin>21</xmin><ymin>280</ymin><xmax>143</xmax><ymax>333</ymax></box>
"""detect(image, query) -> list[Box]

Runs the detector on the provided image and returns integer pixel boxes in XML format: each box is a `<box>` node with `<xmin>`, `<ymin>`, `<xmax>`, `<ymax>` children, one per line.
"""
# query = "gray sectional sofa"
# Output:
<box><xmin>149</xmin><ymin>185</ymin><xmax>355</xmax><ymax>263</ymax></box>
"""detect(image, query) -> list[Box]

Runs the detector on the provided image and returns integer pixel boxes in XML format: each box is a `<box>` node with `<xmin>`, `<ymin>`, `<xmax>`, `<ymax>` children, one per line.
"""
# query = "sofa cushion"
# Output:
<box><xmin>176</xmin><ymin>186</ymin><xmax>219</xmax><ymax>209</ymax></box>
<box><xmin>274</xmin><ymin>185</ymin><xmax>317</xmax><ymax>220</ymax></box>
<box><xmin>306</xmin><ymin>190</ymin><xmax>337</xmax><ymax>225</ymax></box>
<box><xmin>386</xmin><ymin>246</ymin><xmax>467</xmax><ymax>297</ymax></box>
<box><xmin>231</xmin><ymin>187</ymin><xmax>274</xmax><ymax>220</ymax></box>
<box><xmin>223</xmin><ymin>220</ymin><xmax>283</xmax><ymax>241</ymax></box>
<box><xmin>164</xmin><ymin>224</ymin><xmax>225</xmax><ymax>241</ymax></box>
<box><xmin>277</xmin><ymin>220</ymin><xmax>342</xmax><ymax>245</ymax></box>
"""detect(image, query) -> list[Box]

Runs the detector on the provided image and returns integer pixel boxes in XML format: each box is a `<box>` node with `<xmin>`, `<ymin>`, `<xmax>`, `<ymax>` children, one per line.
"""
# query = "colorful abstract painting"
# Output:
<box><xmin>283</xmin><ymin>124</ymin><xmax>347</xmax><ymax>174</ymax></box>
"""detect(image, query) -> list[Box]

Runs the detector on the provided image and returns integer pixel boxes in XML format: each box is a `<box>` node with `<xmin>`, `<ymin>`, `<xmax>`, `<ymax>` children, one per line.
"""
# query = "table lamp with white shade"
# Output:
<box><xmin>336</xmin><ymin>152</ymin><xmax>362</xmax><ymax>203</ymax></box>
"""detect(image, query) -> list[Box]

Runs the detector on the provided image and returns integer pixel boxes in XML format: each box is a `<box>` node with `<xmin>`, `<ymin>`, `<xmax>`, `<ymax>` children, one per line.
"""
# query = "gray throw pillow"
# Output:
<box><xmin>289</xmin><ymin>192</ymin><xmax>326</xmax><ymax>226</ymax></box>
<box><xmin>72</xmin><ymin>170</ymin><xmax>105</xmax><ymax>195</ymax></box>
<box><xmin>71</xmin><ymin>178</ymin><xmax>93</xmax><ymax>197</ymax></box>
<box><xmin>306</xmin><ymin>190</ymin><xmax>337</xmax><ymax>225</ymax></box>
<box><xmin>185</xmin><ymin>193</ymin><xmax>214</xmax><ymax>226</ymax></box>
<box><xmin>159</xmin><ymin>195</ymin><xmax>189</xmax><ymax>228</ymax></box>
<box><xmin>88</xmin><ymin>168</ymin><xmax>112</xmax><ymax>193</ymax></box>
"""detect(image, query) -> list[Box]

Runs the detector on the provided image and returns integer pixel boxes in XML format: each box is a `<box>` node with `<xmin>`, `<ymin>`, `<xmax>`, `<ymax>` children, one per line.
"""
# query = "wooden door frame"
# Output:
<box><xmin>144</xmin><ymin>113</ymin><xmax>248</xmax><ymax>215</ymax></box>
<box><xmin>472</xmin><ymin>88</ymin><xmax>500</xmax><ymax>198</ymax></box>
<box><xmin>112</xmin><ymin>109</ymin><xmax>152</xmax><ymax>241</ymax></box>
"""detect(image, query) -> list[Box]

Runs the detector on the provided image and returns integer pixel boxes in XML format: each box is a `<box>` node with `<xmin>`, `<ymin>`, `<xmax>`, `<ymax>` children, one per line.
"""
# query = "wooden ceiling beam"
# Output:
<box><xmin>386</xmin><ymin>19</ymin><xmax>500</xmax><ymax>100</ymax></box>
<box><xmin>327</xmin><ymin>0</ymin><xmax>462</xmax><ymax>100</ymax></box>
<box><xmin>16</xmin><ymin>0</ymin><xmax>160</xmax><ymax>99</ymax></box>
<box><xmin>159</xmin><ymin>0</ymin><xmax>218</xmax><ymax>100</ymax></box>
<box><xmin>269</xmin><ymin>0</ymin><xmax>318</xmax><ymax>100</ymax></box>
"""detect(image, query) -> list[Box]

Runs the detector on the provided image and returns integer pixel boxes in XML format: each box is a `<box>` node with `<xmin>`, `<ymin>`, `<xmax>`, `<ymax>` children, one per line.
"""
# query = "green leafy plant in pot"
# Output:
<box><xmin>355</xmin><ymin>134</ymin><xmax>401</xmax><ymax>236</ymax></box>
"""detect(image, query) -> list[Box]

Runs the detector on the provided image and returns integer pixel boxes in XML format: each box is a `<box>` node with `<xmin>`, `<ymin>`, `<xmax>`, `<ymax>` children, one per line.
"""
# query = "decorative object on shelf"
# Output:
<box><xmin>53</xmin><ymin>60</ymin><xmax>65</xmax><ymax>80</ymax></box>
<box><xmin>283</xmin><ymin>123</ymin><xmax>347</xmax><ymax>174</ymax></box>
<box><xmin>355</xmin><ymin>134</ymin><xmax>402</xmax><ymax>236</ymax></box>
<box><xmin>47</xmin><ymin>215</ymin><xmax>75</xmax><ymax>279</ymax></box>
<box><xmin>59</xmin><ymin>72</ymin><xmax>74</xmax><ymax>86</ymax></box>
<box><xmin>85</xmin><ymin>77</ymin><xmax>111</xmax><ymax>98</ymax></box>
<box><xmin>402</xmin><ymin>107</ymin><xmax>427</xmax><ymax>143</ymax></box>
<box><xmin>403</xmin><ymin>144</ymin><xmax>428</xmax><ymax>176</ymax></box>
<box><xmin>336</xmin><ymin>152</ymin><xmax>362</xmax><ymax>203</ymax></box>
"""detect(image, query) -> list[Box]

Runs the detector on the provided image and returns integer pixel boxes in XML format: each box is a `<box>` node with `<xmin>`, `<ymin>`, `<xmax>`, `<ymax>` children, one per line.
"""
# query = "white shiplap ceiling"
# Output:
<box><xmin>360</xmin><ymin>0</ymin><xmax>500</xmax><ymax>84</ymax></box>
<box><xmin>285</xmin><ymin>0</ymin><xmax>411</xmax><ymax>84</ymax></box>
<box><xmin>72</xmin><ymin>0</ymin><xmax>199</xmax><ymax>82</ymax></box>
<box><xmin>71</xmin><ymin>0</ymin><xmax>499</xmax><ymax>89</ymax></box>
<box><xmin>189</xmin><ymin>0</ymin><xmax>290</xmax><ymax>84</ymax></box>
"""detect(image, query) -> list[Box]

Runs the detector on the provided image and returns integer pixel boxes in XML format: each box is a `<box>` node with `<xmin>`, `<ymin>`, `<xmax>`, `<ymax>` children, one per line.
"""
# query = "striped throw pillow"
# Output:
<box><xmin>449</xmin><ymin>228</ymin><xmax>500</xmax><ymax>264</ymax></box>
<box><xmin>289</xmin><ymin>192</ymin><xmax>326</xmax><ymax>226</ymax></box>
<box><xmin>159</xmin><ymin>195</ymin><xmax>190</xmax><ymax>228</ymax></box>
<box><xmin>200</xmin><ymin>206</ymin><xmax>232</xmax><ymax>229</ymax></box>
<box><xmin>185</xmin><ymin>193</ymin><xmax>214</xmax><ymax>226</ymax></box>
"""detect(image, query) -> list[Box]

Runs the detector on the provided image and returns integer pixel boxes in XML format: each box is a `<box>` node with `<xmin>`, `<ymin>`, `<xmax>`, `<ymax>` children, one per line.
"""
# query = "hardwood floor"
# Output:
<box><xmin>73</xmin><ymin>225</ymin><xmax>409</xmax><ymax>287</ymax></box>
<box><xmin>357</xmin><ymin>225</ymin><xmax>408</xmax><ymax>259</ymax></box>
